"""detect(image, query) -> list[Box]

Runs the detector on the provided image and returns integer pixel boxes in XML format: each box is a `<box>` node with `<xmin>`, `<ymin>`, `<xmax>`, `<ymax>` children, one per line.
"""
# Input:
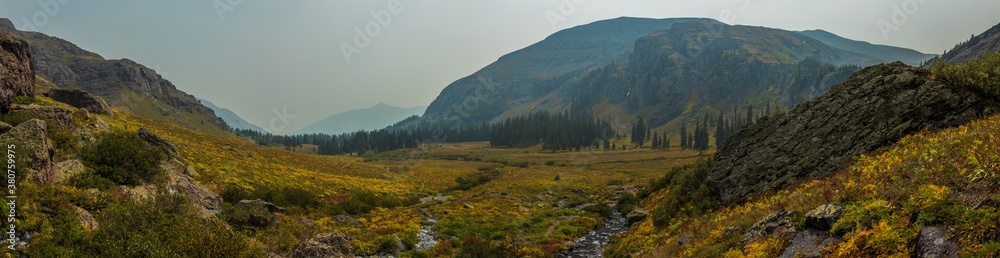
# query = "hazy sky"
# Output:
<box><xmin>1</xmin><ymin>0</ymin><xmax>997</xmax><ymax>132</ymax></box>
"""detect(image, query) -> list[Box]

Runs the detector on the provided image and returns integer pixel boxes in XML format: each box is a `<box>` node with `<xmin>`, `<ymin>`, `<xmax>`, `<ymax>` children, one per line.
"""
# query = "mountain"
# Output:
<box><xmin>936</xmin><ymin>21</ymin><xmax>1000</xmax><ymax>63</ymax></box>
<box><xmin>422</xmin><ymin>18</ymin><xmax>912</xmax><ymax>131</ymax></box>
<box><xmin>0</xmin><ymin>18</ymin><xmax>229</xmax><ymax>135</ymax></box>
<box><xmin>199</xmin><ymin>98</ymin><xmax>267</xmax><ymax>133</ymax></box>
<box><xmin>797</xmin><ymin>29</ymin><xmax>934</xmax><ymax>66</ymax></box>
<box><xmin>291</xmin><ymin>103</ymin><xmax>425</xmax><ymax>135</ymax></box>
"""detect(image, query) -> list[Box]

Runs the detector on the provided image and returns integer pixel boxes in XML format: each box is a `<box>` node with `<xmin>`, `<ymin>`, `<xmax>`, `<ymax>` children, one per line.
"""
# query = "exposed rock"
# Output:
<box><xmin>138</xmin><ymin>127</ymin><xmax>178</xmax><ymax>157</ymax></box>
<box><xmin>937</xmin><ymin>22</ymin><xmax>1000</xmax><ymax>63</ymax></box>
<box><xmin>918</xmin><ymin>226</ymin><xmax>959</xmax><ymax>258</ymax></box>
<box><xmin>779</xmin><ymin>229</ymin><xmax>838</xmax><ymax>258</ymax></box>
<box><xmin>0</xmin><ymin>30</ymin><xmax>34</xmax><ymax>113</ymax></box>
<box><xmin>0</xmin><ymin>121</ymin><xmax>10</xmax><ymax>134</ymax></box>
<box><xmin>288</xmin><ymin>233</ymin><xmax>355</xmax><ymax>258</ymax></box>
<box><xmin>710</xmin><ymin>62</ymin><xmax>998</xmax><ymax>204</ymax></box>
<box><xmin>0</xmin><ymin>119</ymin><xmax>54</xmax><ymax>183</ymax></box>
<box><xmin>742</xmin><ymin>210</ymin><xmax>798</xmax><ymax>247</ymax></box>
<box><xmin>625</xmin><ymin>208</ymin><xmax>649</xmax><ymax>226</ymax></box>
<box><xmin>804</xmin><ymin>203</ymin><xmax>844</xmax><ymax>231</ymax></box>
<box><xmin>53</xmin><ymin>159</ymin><xmax>87</xmax><ymax>184</ymax></box>
<box><xmin>240</xmin><ymin>199</ymin><xmax>286</xmax><ymax>213</ymax></box>
<box><xmin>44</xmin><ymin>88</ymin><xmax>111</xmax><ymax>115</ymax></box>
<box><xmin>73</xmin><ymin>206</ymin><xmax>99</xmax><ymax>231</ymax></box>
<box><xmin>9</xmin><ymin>104</ymin><xmax>74</xmax><ymax>129</ymax></box>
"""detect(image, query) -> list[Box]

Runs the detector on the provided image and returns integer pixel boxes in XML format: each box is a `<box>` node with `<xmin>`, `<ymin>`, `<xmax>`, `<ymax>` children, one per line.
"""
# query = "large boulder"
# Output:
<box><xmin>625</xmin><ymin>208</ymin><xmax>649</xmax><ymax>226</ymax></box>
<box><xmin>0</xmin><ymin>119</ymin><xmax>54</xmax><ymax>183</ymax></box>
<box><xmin>9</xmin><ymin>104</ymin><xmax>74</xmax><ymax>129</ymax></box>
<box><xmin>43</xmin><ymin>88</ymin><xmax>111</xmax><ymax>115</ymax></box>
<box><xmin>288</xmin><ymin>233</ymin><xmax>356</xmax><ymax>258</ymax></box>
<box><xmin>709</xmin><ymin>62</ymin><xmax>998</xmax><ymax>204</ymax></box>
<box><xmin>742</xmin><ymin>210</ymin><xmax>798</xmax><ymax>247</ymax></box>
<box><xmin>803</xmin><ymin>203</ymin><xmax>844</xmax><ymax>231</ymax></box>
<box><xmin>0</xmin><ymin>31</ymin><xmax>34</xmax><ymax>113</ymax></box>
<box><xmin>53</xmin><ymin>159</ymin><xmax>87</xmax><ymax>184</ymax></box>
<box><xmin>918</xmin><ymin>226</ymin><xmax>958</xmax><ymax>258</ymax></box>
<box><xmin>779</xmin><ymin>229</ymin><xmax>838</xmax><ymax>258</ymax></box>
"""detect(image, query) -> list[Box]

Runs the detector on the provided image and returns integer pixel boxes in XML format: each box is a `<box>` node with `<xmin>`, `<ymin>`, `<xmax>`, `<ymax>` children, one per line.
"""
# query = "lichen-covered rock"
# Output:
<box><xmin>288</xmin><ymin>233</ymin><xmax>355</xmax><ymax>258</ymax></box>
<box><xmin>44</xmin><ymin>88</ymin><xmax>111</xmax><ymax>115</ymax></box>
<box><xmin>710</xmin><ymin>62</ymin><xmax>997</xmax><ymax>204</ymax></box>
<box><xmin>742</xmin><ymin>210</ymin><xmax>798</xmax><ymax>247</ymax></box>
<box><xmin>238</xmin><ymin>199</ymin><xmax>286</xmax><ymax>213</ymax></box>
<box><xmin>0</xmin><ymin>121</ymin><xmax>11</xmax><ymax>134</ymax></box>
<box><xmin>0</xmin><ymin>119</ymin><xmax>53</xmax><ymax>183</ymax></box>
<box><xmin>779</xmin><ymin>229</ymin><xmax>838</xmax><ymax>258</ymax></box>
<box><xmin>0</xmin><ymin>31</ymin><xmax>34</xmax><ymax>113</ymax></box>
<box><xmin>625</xmin><ymin>208</ymin><xmax>649</xmax><ymax>226</ymax></box>
<box><xmin>804</xmin><ymin>203</ymin><xmax>844</xmax><ymax>231</ymax></box>
<box><xmin>53</xmin><ymin>159</ymin><xmax>87</xmax><ymax>184</ymax></box>
<box><xmin>74</xmin><ymin>206</ymin><xmax>99</xmax><ymax>231</ymax></box>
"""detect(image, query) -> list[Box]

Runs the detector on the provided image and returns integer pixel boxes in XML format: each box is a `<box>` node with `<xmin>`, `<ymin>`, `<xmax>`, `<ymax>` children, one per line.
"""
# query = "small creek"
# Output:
<box><xmin>560</xmin><ymin>209</ymin><xmax>629</xmax><ymax>257</ymax></box>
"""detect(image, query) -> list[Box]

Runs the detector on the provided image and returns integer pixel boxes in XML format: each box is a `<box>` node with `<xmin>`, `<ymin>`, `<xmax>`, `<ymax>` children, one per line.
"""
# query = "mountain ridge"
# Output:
<box><xmin>198</xmin><ymin>98</ymin><xmax>267</xmax><ymax>133</ymax></box>
<box><xmin>291</xmin><ymin>102</ymin><xmax>426</xmax><ymax>135</ymax></box>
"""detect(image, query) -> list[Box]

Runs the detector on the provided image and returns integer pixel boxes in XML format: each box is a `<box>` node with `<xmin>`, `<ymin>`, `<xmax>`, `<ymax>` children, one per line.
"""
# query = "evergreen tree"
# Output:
<box><xmin>679</xmin><ymin>123</ymin><xmax>688</xmax><ymax>150</ymax></box>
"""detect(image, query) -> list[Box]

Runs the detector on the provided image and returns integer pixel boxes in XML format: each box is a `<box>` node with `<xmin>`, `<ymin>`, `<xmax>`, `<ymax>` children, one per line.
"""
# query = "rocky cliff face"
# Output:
<box><xmin>708</xmin><ymin>62</ymin><xmax>997</xmax><ymax>204</ymax></box>
<box><xmin>0</xmin><ymin>30</ymin><xmax>34</xmax><ymax>113</ymax></box>
<box><xmin>0</xmin><ymin>18</ymin><xmax>229</xmax><ymax>134</ymax></box>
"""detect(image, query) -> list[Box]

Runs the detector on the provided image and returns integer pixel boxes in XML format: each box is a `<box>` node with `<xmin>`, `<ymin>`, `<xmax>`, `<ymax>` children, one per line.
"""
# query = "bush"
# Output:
<box><xmin>218</xmin><ymin>203</ymin><xmax>275</xmax><ymax>230</ymax></box>
<box><xmin>455</xmin><ymin>236</ymin><xmax>516</xmax><ymax>258</ymax></box>
<box><xmin>649</xmin><ymin>160</ymin><xmax>717</xmax><ymax>227</ymax></box>
<box><xmin>91</xmin><ymin>191</ymin><xmax>262</xmax><ymax>257</ymax></box>
<box><xmin>68</xmin><ymin>172</ymin><xmax>115</xmax><ymax>190</ymax></box>
<box><xmin>932</xmin><ymin>50</ymin><xmax>1000</xmax><ymax>100</ymax></box>
<box><xmin>337</xmin><ymin>191</ymin><xmax>418</xmax><ymax>215</ymax></box>
<box><xmin>79</xmin><ymin>130</ymin><xmax>166</xmax><ymax>186</ymax></box>
<box><xmin>583</xmin><ymin>204</ymin><xmax>612</xmax><ymax>218</ymax></box>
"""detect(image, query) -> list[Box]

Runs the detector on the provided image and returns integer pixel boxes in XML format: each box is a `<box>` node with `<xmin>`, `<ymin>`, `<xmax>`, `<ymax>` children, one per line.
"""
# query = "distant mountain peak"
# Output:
<box><xmin>292</xmin><ymin>103</ymin><xmax>426</xmax><ymax>135</ymax></box>
<box><xmin>0</xmin><ymin>18</ymin><xmax>15</xmax><ymax>31</ymax></box>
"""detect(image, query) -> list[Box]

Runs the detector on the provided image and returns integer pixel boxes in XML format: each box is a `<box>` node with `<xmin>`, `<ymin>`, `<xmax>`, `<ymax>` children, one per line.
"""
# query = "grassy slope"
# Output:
<box><xmin>607</xmin><ymin>111</ymin><xmax>1000</xmax><ymax>257</ymax></box>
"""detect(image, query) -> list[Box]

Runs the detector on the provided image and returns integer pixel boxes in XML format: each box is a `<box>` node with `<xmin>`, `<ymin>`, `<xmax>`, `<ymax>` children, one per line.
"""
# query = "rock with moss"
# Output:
<box><xmin>0</xmin><ymin>119</ymin><xmax>53</xmax><ymax>183</ymax></box>
<box><xmin>710</xmin><ymin>62</ymin><xmax>998</xmax><ymax>204</ymax></box>
<box><xmin>742</xmin><ymin>210</ymin><xmax>798</xmax><ymax>247</ymax></box>
<box><xmin>53</xmin><ymin>159</ymin><xmax>87</xmax><ymax>184</ymax></box>
<box><xmin>804</xmin><ymin>203</ymin><xmax>844</xmax><ymax>231</ymax></box>
<box><xmin>44</xmin><ymin>88</ymin><xmax>111</xmax><ymax>115</ymax></box>
<box><xmin>9</xmin><ymin>104</ymin><xmax>74</xmax><ymax>129</ymax></box>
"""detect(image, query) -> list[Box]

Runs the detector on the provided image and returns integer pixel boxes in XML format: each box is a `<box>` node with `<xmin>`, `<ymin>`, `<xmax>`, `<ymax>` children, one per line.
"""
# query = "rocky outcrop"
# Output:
<box><xmin>0</xmin><ymin>30</ymin><xmax>34</xmax><ymax>113</ymax></box>
<box><xmin>0</xmin><ymin>119</ymin><xmax>54</xmax><ymax>183</ymax></box>
<box><xmin>74</xmin><ymin>206</ymin><xmax>99</xmax><ymax>231</ymax></box>
<box><xmin>0</xmin><ymin>121</ymin><xmax>10</xmax><ymax>134</ymax></box>
<box><xmin>778</xmin><ymin>204</ymin><xmax>844</xmax><ymax>258</ymax></box>
<box><xmin>44</xmin><ymin>88</ymin><xmax>111</xmax><ymax>115</ymax></box>
<box><xmin>138</xmin><ymin>127</ymin><xmax>178</xmax><ymax>157</ymax></box>
<box><xmin>120</xmin><ymin>129</ymin><xmax>222</xmax><ymax>217</ymax></box>
<box><xmin>937</xmin><ymin>21</ymin><xmax>1000</xmax><ymax>64</ymax></box>
<box><xmin>709</xmin><ymin>62</ymin><xmax>997</xmax><ymax>204</ymax></box>
<box><xmin>288</xmin><ymin>233</ymin><xmax>356</xmax><ymax>258</ymax></box>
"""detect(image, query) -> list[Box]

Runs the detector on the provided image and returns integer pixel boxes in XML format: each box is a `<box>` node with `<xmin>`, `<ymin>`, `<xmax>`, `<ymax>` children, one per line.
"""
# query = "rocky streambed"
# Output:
<box><xmin>560</xmin><ymin>209</ymin><xmax>629</xmax><ymax>258</ymax></box>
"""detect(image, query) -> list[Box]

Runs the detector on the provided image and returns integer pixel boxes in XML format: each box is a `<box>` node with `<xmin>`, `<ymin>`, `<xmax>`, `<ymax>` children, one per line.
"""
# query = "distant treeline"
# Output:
<box><xmin>235</xmin><ymin>111</ymin><xmax>619</xmax><ymax>155</ymax></box>
<box><xmin>489</xmin><ymin>111</ymin><xmax>614</xmax><ymax>150</ymax></box>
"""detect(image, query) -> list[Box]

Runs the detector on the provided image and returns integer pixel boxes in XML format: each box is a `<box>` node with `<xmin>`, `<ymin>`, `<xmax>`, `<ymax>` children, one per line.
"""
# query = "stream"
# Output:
<box><xmin>560</xmin><ymin>209</ymin><xmax>629</xmax><ymax>257</ymax></box>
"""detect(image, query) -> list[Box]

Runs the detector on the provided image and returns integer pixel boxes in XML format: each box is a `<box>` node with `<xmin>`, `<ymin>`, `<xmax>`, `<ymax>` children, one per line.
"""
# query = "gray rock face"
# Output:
<box><xmin>44</xmin><ymin>88</ymin><xmax>111</xmax><ymax>115</ymax></box>
<box><xmin>918</xmin><ymin>226</ymin><xmax>958</xmax><ymax>258</ymax></box>
<box><xmin>709</xmin><ymin>62</ymin><xmax>997</xmax><ymax>204</ymax></box>
<box><xmin>138</xmin><ymin>127</ymin><xmax>178</xmax><ymax>157</ymax></box>
<box><xmin>804</xmin><ymin>203</ymin><xmax>844</xmax><ymax>231</ymax></box>
<box><xmin>0</xmin><ymin>31</ymin><xmax>34</xmax><ymax>113</ymax></box>
<box><xmin>288</xmin><ymin>233</ymin><xmax>355</xmax><ymax>258</ymax></box>
<box><xmin>0</xmin><ymin>119</ymin><xmax>53</xmax><ymax>183</ymax></box>
<box><xmin>0</xmin><ymin>121</ymin><xmax>10</xmax><ymax>134</ymax></box>
<box><xmin>742</xmin><ymin>210</ymin><xmax>798</xmax><ymax>247</ymax></box>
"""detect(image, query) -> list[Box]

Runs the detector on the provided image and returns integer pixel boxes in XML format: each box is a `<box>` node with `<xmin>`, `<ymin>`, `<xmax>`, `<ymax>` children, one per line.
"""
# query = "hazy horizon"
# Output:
<box><xmin>1</xmin><ymin>0</ymin><xmax>998</xmax><ymax>132</ymax></box>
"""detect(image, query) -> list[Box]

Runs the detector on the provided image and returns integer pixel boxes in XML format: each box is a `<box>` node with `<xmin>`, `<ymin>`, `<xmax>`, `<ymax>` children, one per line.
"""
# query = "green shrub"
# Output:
<box><xmin>68</xmin><ymin>172</ymin><xmax>115</xmax><ymax>190</ymax></box>
<box><xmin>455</xmin><ymin>236</ymin><xmax>516</xmax><ymax>258</ymax></box>
<box><xmin>932</xmin><ymin>50</ymin><xmax>1000</xmax><ymax>100</ymax></box>
<box><xmin>583</xmin><ymin>204</ymin><xmax>612</xmax><ymax>218</ymax></box>
<box><xmin>649</xmin><ymin>160</ymin><xmax>717</xmax><ymax>227</ymax></box>
<box><xmin>0</xmin><ymin>112</ymin><xmax>33</xmax><ymax>126</ymax></box>
<box><xmin>831</xmin><ymin>199</ymin><xmax>894</xmax><ymax>237</ymax></box>
<box><xmin>91</xmin><ymin>191</ymin><xmax>262</xmax><ymax>257</ymax></box>
<box><xmin>79</xmin><ymin>130</ymin><xmax>166</xmax><ymax>186</ymax></box>
<box><xmin>218</xmin><ymin>203</ymin><xmax>275</xmax><ymax>230</ymax></box>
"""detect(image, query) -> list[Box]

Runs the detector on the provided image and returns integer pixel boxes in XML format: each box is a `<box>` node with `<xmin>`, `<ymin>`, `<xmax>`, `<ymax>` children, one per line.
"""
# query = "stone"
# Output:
<box><xmin>0</xmin><ymin>31</ymin><xmax>34</xmax><ymax>113</ymax></box>
<box><xmin>710</xmin><ymin>63</ymin><xmax>997</xmax><ymax>204</ymax></box>
<box><xmin>0</xmin><ymin>121</ymin><xmax>11</xmax><ymax>134</ymax></box>
<box><xmin>138</xmin><ymin>127</ymin><xmax>178</xmax><ymax>157</ymax></box>
<box><xmin>43</xmin><ymin>88</ymin><xmax>111</xmax><ymax>115</ymax></box>
<box><xmin>742</xmin><ymin>210</ymin><xmax>798</xmax><ymax>247</ymax></box>
<box><xmin>74</xmin><ymin>206</ymin><xmax>99</xmax><ymax>231</ymax></box>
<box><xmin>625</xmin><ymin>208</ymin><xmax>649</xmax><ymax>226</ymax></box>
<box><xmin>8</xmin><ymin>104</ymin><xmax>74</xmax><ymax>129</ymax></box>
<box><xmin>918</xmin><ymin>226</ymin><xmax>958</xmax><ymax>258</ymax></box>
<box><xmin>804</xmin><ymin>203</ymin><xmax>844</xmax><ymax>231</ymax></box>
<box><xmin>779</xmin><ymin>229</ymin><xmax>838</xmax><ymax>258</ymax></box>
<box><xmin>53</xmin><ymin>159</ymin><xmax>87</xmax><ymax>184</ymax></box>
<box><xmin>0</xmin><ymin>119</ymin><xmax>54</xmax><ymax>183</ymax></box>
<box><xmin>239</xmin><ymin>199</ymin><xmax>286</xmax><ymax>213</ymax></box>
<box><xmin>288</xmin><ymin>233</ymin><xmax>355</xmax><ymax>258</ymax></box>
